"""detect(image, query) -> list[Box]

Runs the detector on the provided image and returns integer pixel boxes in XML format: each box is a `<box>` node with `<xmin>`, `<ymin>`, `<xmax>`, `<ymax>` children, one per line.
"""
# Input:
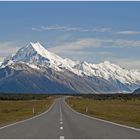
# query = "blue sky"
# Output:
<box><xmin>0</xmin><ymin>1</ymin><xmax>140</xmax><ymax>69</ymax></box>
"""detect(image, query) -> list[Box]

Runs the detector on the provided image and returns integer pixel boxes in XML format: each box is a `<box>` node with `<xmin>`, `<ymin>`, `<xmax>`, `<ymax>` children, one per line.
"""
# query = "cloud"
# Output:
<box><xmin>32</xmin><ymin>25</ymin><xmax>112</xmax><ymax>33</ymax></box>
<box><xmin>40</xmin><ymin>25</ymin><xmax>80</xmax><ymax>32</ymax></box>
<box><xmin>113</xmin><ymin>39</ymin><xmax>140</xmax><ymax>47</ymax></box>
<box><xmin>49</xmin><ymin>38</ymin><xmax>140</xmax><ymax>54</ymax></box>
<box><xmin>32</xmin><ymin>25</ymin><xmax>140</xmax><ymax>37</ymax></box>
<box><xmin>49</xmin><ymin>38</ymin><xmax>101</xmax><ymax>53</ymax></box>
<box><xmin>117</xmin><ymin>30</ymin><xmax>140</xmax><ymax>35</ymax></box>
<box><xmin>49</xmin><ymin>38</ymin><xmax>140</xmax><ymax>70</ymax></box>
<box><xmin>31</xmin><ymin>27</ymin><xmax>41</xmax><ymax>31</ymax></box>
<box><xmin>0</xmin><ymin>42</ymin><xmax>20</xmax><ymax>58</ymax></box>
<box><xmin>112</xmin><ymin>58</ymin><xmax>140</xmax><ymax>70</ymax></box>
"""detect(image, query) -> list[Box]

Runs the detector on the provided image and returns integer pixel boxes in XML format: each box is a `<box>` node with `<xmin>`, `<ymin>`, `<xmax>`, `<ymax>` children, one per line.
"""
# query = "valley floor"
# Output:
<box><xmin>66</xmin><ymin>96</ymin><xmax>140</xmax><ymax>129</ymax></box>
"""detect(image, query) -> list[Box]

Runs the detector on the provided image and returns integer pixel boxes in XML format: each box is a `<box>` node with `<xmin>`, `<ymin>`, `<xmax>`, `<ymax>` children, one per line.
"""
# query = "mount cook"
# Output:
<box><xmin>0</xmin><ymin>42</ymin><xmax>140</xmax><ymax>94</ymax></box>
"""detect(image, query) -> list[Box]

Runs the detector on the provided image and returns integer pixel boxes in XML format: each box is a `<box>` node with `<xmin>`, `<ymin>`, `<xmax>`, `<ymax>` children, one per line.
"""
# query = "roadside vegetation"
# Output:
<box><xmin>66</xmin><ymin>94</ymin><xmax>140</xmax><ymax>129</ymax></box>
<box><xmin>0</xmin><ymin>94</ymin><xmax>55</xmax><ymax>126</ymax></box>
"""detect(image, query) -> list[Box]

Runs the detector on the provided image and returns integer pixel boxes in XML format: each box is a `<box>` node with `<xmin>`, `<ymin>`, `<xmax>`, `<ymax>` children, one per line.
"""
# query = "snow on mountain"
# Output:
<box><xmin>8</xmin><ymin>42</ymin><xmax>64</xmax><ymax>70</ymax></box>
<box><xmin>1</xmin><ymin>41</ymin><xmax>140</xmax><ymax>93</ymax></box>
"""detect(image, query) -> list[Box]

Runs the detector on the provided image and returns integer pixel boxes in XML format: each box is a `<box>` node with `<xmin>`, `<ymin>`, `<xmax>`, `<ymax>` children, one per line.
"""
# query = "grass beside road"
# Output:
<box><xmin>66</xmin><ymin>96</ymin><xmax>140</xmax><ymax>129</ymax></box>
<box><xmin>0</xmin><ymin>96</ymin><xmax>54</xmax><ymax>127</ymax></box>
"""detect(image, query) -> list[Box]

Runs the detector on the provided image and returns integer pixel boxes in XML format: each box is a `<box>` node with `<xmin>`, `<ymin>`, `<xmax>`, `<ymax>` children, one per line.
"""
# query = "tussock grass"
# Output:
<box><xmin>0</xmin><ymin>96</ymin><xmax>54</xmax><ymax>126</ymax></box>
<box><xmin>66</xmin><ymin>97</ymin><xmax>140</xmax><ymax>128</ymax></box>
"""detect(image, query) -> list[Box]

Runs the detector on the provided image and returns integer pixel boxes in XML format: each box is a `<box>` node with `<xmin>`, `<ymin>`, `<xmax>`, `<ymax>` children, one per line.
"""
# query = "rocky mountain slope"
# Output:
<box><xmin>133</xmin><ymin>88</ymin><xmax>140</xmax><ymax>94</ymax></box>
<box><xmin>0</xmin><ymin>42</ymin><xmax>140</xmax><ymax>94</ymax></box>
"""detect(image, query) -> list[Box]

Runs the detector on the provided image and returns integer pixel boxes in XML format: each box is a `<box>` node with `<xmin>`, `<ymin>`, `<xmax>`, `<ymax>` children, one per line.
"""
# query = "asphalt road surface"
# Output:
<box><xmin>0</xmin><ymin>97</ymin><xmax>140</xmax><ymax>139</ymax></box>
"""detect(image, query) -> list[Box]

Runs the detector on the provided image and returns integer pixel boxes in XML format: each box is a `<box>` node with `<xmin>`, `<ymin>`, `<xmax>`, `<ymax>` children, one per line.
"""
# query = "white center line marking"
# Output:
<box><xmin>60</xmin><ymin>103</ymin><xmax>63</xmax><ymax>122</ymax></box>
<box><xmin>60</xmin><ymin>136</ymin><xmax>64</xmax><ymax>139</ymax></box>
<box><xmin>60</xmin><ymin>126</ymin><xmax>63</xmax><ymax>130</ymax></box>
<box><xmin>60</xmin><ymin>121</ymin><xmax>63</xmax><ymax>124</ymax></box>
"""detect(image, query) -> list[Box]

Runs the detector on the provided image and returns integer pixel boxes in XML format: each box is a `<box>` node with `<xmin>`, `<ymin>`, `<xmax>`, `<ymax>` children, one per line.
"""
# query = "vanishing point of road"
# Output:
<box><xmin>0</xmin><ymin>97</ymin><xmax>140</xmax><ymax>139</ymax></box>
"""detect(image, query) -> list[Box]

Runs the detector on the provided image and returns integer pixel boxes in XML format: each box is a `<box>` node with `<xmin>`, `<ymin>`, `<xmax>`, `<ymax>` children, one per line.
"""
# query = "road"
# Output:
<box><xmin>0</xmin><ymin>97</ymin><xmax>140</xmax><ymax>139</ymax></box>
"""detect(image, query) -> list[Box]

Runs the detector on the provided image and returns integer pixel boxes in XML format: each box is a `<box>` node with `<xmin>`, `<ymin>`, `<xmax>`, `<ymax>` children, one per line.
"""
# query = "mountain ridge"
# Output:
<box><xmin>0</xmin><ymin>42</ymin><xmax>140</xmax><ymax>94</ymax></box>
<box><xmin>133</xmin><ymin>88</ymin><xmax>140</xmax><ymax>94</ymax></box>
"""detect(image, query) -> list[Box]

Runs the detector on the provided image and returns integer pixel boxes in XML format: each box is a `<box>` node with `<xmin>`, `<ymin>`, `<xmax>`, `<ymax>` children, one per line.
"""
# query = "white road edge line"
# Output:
<box><xmin>64</xmin><ymin>98</ymin><xmax>140</xmax><ymax>132</ymax></box>
<box><xmin>0</xmin><ymin>99</ymin><xmax>56</xmax><ymax>130</ymax></box>
<box><xmin>60</xmin><ymin>136</ymin><xmax>64</xmax><ymax>139</ymax></box>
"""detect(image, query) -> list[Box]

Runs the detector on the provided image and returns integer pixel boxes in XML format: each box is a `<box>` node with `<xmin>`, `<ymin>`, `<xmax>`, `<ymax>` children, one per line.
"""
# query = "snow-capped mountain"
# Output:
<box><xmin>0</xmin><ymin>42</ymin><xmax>140</xmax><ymax>94</ymax></box>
